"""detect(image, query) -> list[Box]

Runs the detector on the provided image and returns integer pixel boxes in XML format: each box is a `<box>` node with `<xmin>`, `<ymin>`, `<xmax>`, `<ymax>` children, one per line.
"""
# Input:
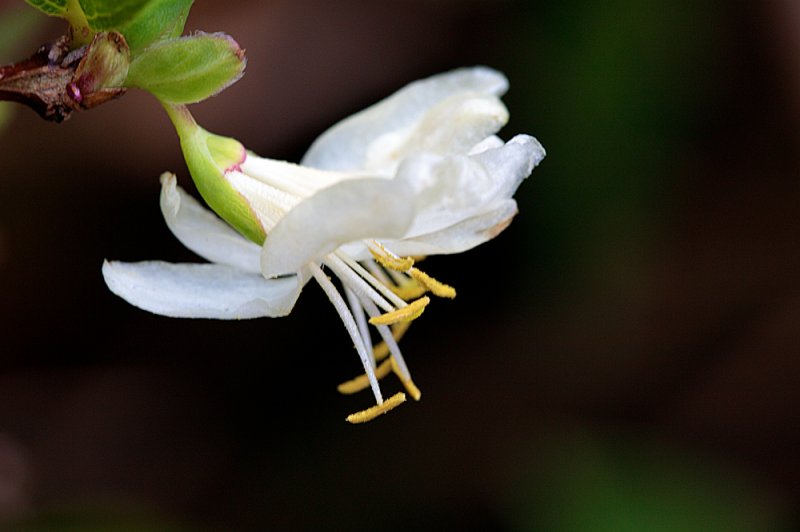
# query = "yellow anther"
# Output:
<box><xmin>370</xmin><ymin>243</ymin><xmax>414</xmax><ymax>271</ymax></box>
<box><xmin>337</xmin><ymin>358</ymin><xmax>393</xmax><ymax>395</ymax></box>
<box><xmin>390</xmin><ymin>356</ymin><xmax>422</xmax><ymax>401</ymax></box>
<box><xmin>390</xmin><ymin>279</ymin><xmax>428</xmax><ymax>301</ymax></box>
<box><xmin>346</xmin><ymin>392</ymin><xmax>407</xmax><ymax>423</ymax></box>
<box><xmin>409</xmin><ymin>268</ymin><xmax>456</xmax><ymax>299</ymax></box>
<box><xmin>369</xmin><ymin>296</ymin><xmax>430</xmax><ymax>326</ymax></box>
<box><xmin>373</xmin><ymin>321</ymin><xmax>412</xmax><ymax>362</ymax></box>
<box><xmin>402</xmin><ymin>379</ymin><xmax>422</xmax><ymax>401</ymax></box>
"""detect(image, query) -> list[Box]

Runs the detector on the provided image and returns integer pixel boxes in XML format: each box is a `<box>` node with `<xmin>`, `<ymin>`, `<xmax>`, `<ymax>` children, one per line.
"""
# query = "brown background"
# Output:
<box><xmin>0</xmin><ymin>1</ymin><xmax>798</xmax><ymax>530</ymax></box>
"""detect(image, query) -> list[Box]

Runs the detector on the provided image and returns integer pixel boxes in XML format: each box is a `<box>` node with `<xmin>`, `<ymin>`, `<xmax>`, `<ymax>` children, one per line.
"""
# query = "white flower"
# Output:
<box><xmin>103</xmin><ymin>67</ymin><xmax>545</xmax><ymax>422</ymax></box>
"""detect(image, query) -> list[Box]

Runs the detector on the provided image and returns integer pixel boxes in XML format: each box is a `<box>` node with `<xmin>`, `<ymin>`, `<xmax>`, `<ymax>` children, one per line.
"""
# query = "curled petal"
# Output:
<box><xmin>261</xmin><ymin>177</ymin><xmax>416</xmax><ymax>278</ymax></box>
<box><xmin>302</xmin><ymin>66</ymin><xmax>509</xmax><ymax>171</ymax></box>
<box><xmin>398</xmin><ymin>134</ymin><xmax>545</xmax><ymax>238</ymax></box>
<box><xmin>361</xmin><ymin>93</ymin><xmax>509</xmax><ymax>173</ymax></box>
<box><xmin>471</xmin><ymin>134</ymin><xmax>546</xmax><ymax>202</ymax></box>
<box><xmin>381</xmin><ymin>199</ymin><xmax>519</xmax><ymax>257</ymax></box>
<box><xmin>160</xmin><ymin>173</ymin><xmax>262</xmax><ymax>274</ymax></box>
<box><xmin>103</xmin><ymin>260</ymin><xmax>302</xmax><ymax>319</ymax></box>
<box><xmin>468</xmin><ymin>135</ymin><xmax>505</xmax><ymax>155</ymax></box>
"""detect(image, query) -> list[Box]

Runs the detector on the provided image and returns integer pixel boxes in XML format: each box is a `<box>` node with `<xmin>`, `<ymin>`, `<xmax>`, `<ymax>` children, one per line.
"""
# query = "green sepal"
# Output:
<box><xmin>164</xmin><ymin>104</ymin><xmax>266</xmax><ymax>244</ymax></box>
<box><xmin>125</xmin><ymin>33</ymin><xmax>246</xmax><ymax>104</ymax></box>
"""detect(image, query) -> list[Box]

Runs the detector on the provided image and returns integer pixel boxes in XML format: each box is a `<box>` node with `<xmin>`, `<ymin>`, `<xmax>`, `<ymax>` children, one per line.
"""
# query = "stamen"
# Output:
<box><xmin>345</xmin><ymin>288</ymin><xmax>374</xmax><ymax>369</ymax></box>
<box><xmin>337</xmin><ymin>356</ymin><xmax>422</xmax><ymax>401</ymax></box>
<box><xmin>391</xmin><ymin>356</ymin><xmax>422</xmax><ymax>401</ymax></box>
<box><xmin>373</xmin><ymin>321</ymin><xmax>411</xmax><ymax>362</ymax></box>
<box><xmin>325</xmin><ymin>254</ymin><xmax>396</xmax><ymax>313</ymax></box>
<box><xmin>390</xmin><ymin>277</ymin><xmax>428</xmax><ymax>301</ymax></box>
<box><xmin>369</xmin><ymin>296</ymin><xmax>430</xmax><ymax>326</ymax></box>
<box><xmin>366</xmin><ymin>258</ymin><xmax>428</xmax><ymax>300</ymax></box>
<box><xmin>309</xmin><ymin>263</ymin><xmax>383</xmax><ymax>404</ymax></box>
<box><xmin>335</xmin><ymin>252</ymin><xmax>407</xmax><ymax>309</ymax></box>
<box><xmin>346</xmin><ymin>392</ymin><xmax>406</xmax><ymax>424</ymax></box>
<box><xmin>369</xmin><ymin>242</ymin><xmax>414</xmax><ymax>271</ymax></box>
<box><xmin>364</xmin><ymin>259</ymin><xmax>393</xmax><ymax>286</ymax></box>
<box><xmin>338</xmin><ymin>295</ymin><xmax>423</xmax><ymax>401</ymax></box>
<box><xmin>337</xmin><ymin>357</ymin><xmax>393</xmax><ymax>395</ymax></box>
<box><xmin>409</xmin><ymin>268</ymin><xmax>457</xmax><ymax>299</ymax></box>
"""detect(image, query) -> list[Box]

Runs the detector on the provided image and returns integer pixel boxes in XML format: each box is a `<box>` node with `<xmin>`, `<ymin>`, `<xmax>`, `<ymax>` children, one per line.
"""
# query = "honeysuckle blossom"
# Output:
<box><xmin>103</xmin><ymin>67</ymin><xmax>545</xmax><ymax>422</ymax></box>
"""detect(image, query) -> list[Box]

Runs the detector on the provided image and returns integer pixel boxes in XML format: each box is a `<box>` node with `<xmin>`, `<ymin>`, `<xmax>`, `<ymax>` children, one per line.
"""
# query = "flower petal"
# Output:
<box><xmin>160</xmin><ymin>173</ymin><xmax>262</xmax><ymax>274</ymax></box>
<box><xmin>261</xmin><ymin>177</ymin><xmax>416</xmax><ymax>278</ymax></box>
<box><xmin>301</xmin><ymin>66</ymin><xmax>509</xmax><ymax>172</ymax></box>
<box><xmin>470</xmin><ymin>134</ymin><xmax>546</xmax><ymax>201</ymax></box>
<box><xmin>102</xmin><ymin>260</ymin><xmax>302</xmax><ymax>319</ymax></box>
<box><xmin>381</xmin><ymin>199</ymin><xmax>519</xmax><ymax>257</ymax></box>
<box><xmin>396</xmin><ymin>134</ymin><xmax>545</xmax><ymax>238</ymax></box>
<box><xmin>360</xmin><ymin>93</ymin><xmax>508</xmax><ymax>173</ymax></box>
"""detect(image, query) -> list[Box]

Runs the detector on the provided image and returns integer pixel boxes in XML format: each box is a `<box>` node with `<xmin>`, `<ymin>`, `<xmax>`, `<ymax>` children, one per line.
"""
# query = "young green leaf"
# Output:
<box><xmin>112</xmin><ymin>0</ymin><xmax>193</xmax><ymax>54</ymax></box>
<box><xmin>24</xmin><ymin>0</ymin><xmax>68</xmax><ymax>17</ymax></box>
<box><xmin>77</xmin><ymin>0</ymin><xmax>146</xmax><ymax>31</ymax></box>
<box><xmin>125</xmin><ymin>33</ymin><xmax>246</xmax><ymax>104</ymax></box>
<box><xmin>26</xmin><ymin>0</ymin><xmax>92</xmax><ymax>45</ymax></box>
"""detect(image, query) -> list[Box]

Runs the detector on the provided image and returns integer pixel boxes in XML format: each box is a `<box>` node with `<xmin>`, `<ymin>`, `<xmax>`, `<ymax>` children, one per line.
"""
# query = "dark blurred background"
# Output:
<box><xmin>1</xmin><ymin>0</ymin><xmax>798</xmax><ymax>530</ymax></box>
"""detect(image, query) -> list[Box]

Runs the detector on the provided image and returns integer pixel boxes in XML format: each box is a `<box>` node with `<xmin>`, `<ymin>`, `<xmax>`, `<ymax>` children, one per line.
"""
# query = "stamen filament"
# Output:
<box><xmin>325</xmin><ymin>254</ymin><xmax>396</xmax><ymax>313</ymax></box>
<box><xmin>385</xmin><ymin>265</ymin><xmax>410</xmax><ymax>286</ymax></box>
<box><xmin>372</xmin><ymin>321</ymin><xmax>412</xmax><ymax>362</ymax></box>
<box><xmin>335</xmin><ymin>252</ymin><xmax>408</xmax><ymax>309</ymax></box>
<box><xmin>345</xmin><ymin>288</ymin><xmax>374</xmax><ymax>369</ymax></box>
<box><xmin>364</xmin><ymin>259</ymin><xmax>394</xmax><ymax>287</ymax></box>
<box><xmin>337</xmin><ymin>357</ymin><xmax>393</xmax><ymax>395</ymax></box>
<box><xmin>391</xmin><ymin>356</ymin><xmax>422</xmax><ymax>401</ymax></box>
<box><xmin>346</xmin><ymin>392</ymin><xmax>406</xmax><ymax>424</ymax></box>
<box><xmin>359</xmin><ymin>297</ymin><xmax>412</xmax><ymax>378</ymax></box>
<box><xmin>310</xmin><ymin>262</ymin><xmax>383</xmax><ymax>404</ymax></box>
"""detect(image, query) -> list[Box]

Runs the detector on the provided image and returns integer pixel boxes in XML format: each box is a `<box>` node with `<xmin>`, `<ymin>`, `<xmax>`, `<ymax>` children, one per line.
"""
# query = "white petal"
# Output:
<box><xmin>239</xmin><ymin>153</ymin><xmax>367</xmax><ymax>196</ymax></box>
<box><xmin>261</xmin><ymin>177</ymin><xmax>416</xmax><ymax>278</ymax></box>
<box><xmin>468</xmin><ymin>135</ymin><xmax>504</xmax><ymax>155</ymax></box>
<box><xmin>397</xmin><ymin>134</ymin><xmax>545</xmax><ymax>238</ymax></box>
<box><xmin>361</xmin><ymin>93</ymin><xmax>508</xmax><ymax>172</ymax></box>
<box><xmin>102</xmin><ymin>260</ymin><xmax>302</xmax><ymax>319</ymax></box>
<box><xmin>471</xmin><ymin>134</ymin><xmax>546</xmax><ymax>201</ymax></box>
<box><xmin>229</xmin><ymin>157</ymin><xmax>368</xmax><ymax>231</ymax></box>
<box><xmin>160</xmin><ymin>173</ymin><xmax>262</xmax><ymax>274</ymax></box>
<box><xmin>381</xmin><ymin>199</ymin><xmax>519</xmax><ymax>257</ymax></box>
<box><xmin>301</xmin><ymin>67</ymin><xmax>508</xmax><ymax>172</ymax></box>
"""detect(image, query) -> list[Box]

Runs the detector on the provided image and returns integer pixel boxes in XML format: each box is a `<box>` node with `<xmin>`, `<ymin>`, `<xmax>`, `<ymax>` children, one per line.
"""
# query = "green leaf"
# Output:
<box><xmin>24</xmin><ymin>0</ymin><xmax>68</xmax><ymax>17</ymax></box>
<box><xmin>125</xmin><ymin>33</ymin><xmax>246</xmax><ymax>104</ymax></box>
<box><xmin>77</xmin><ymin>0</ymin><xmax>147</xmax><ymax>31</ymax></box>
<box><xmin>113</xmin><ymin>0</ymin><xmax>193</xmax><ymax>54</ymax></box>
<box><xmin>78</xmin><ymin>0</ymin><xmax>193</xmax><ymax>53</ymax></box>
<box><xmin>26</xmin><ymin>0</ymin><xmax>92</xmax><ymax>46</ymax></box>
